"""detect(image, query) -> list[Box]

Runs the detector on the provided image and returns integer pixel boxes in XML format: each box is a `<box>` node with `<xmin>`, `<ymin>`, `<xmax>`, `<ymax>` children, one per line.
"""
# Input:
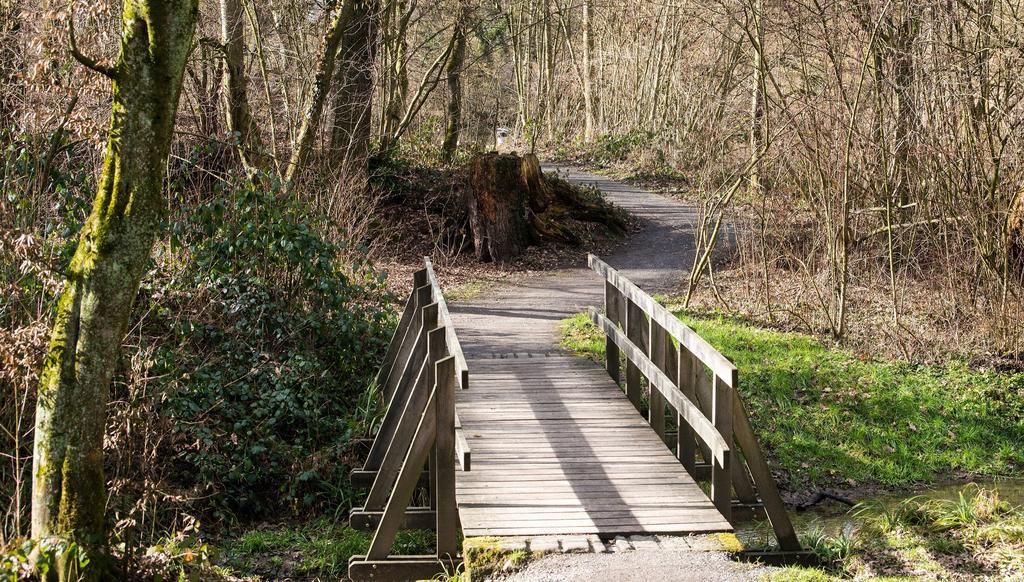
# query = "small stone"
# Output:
<box><xmin>629</xmin><ymin>535</ymin><xmax>660</xmax><ymax>550</ymax></box>
<box><xmin>611</xmin><ymin>535</ymin><xmax>632</xmax><ymax>551</ymax></box>
<box><xmin>498</xmin><ymin>540</ymin><xmax>527</xmax><ymax>552</ymax></box>
<box><xmin>560</xmin><ymin>537</ymin><xmax>590</xmax><ymax>553</ymax></box>
<box><xmin>528</xmin><ymin>537</ymin><xmax>560</xmax><ymax>554</ymax></box>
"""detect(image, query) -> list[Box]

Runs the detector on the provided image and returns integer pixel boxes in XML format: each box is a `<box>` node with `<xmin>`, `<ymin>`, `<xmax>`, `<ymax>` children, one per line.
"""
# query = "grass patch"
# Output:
<box><xmin>219</xmin><ymin>518</ymin><xmax>434</xmax><ymax>580</ymax></box>
<box><xmin>794</xmin><ymin>485</ymin><xmax>1024</xmax><ymax>579</ymax></box>
<box><xmin>463</xmin><ymin>537</ymin><xmax>531</xmax><ymax>580</ymax></box>
<box><xmin>559</xmin><ymin>310</ymin><xmax>1024</xmax><ymax>490</ymax></box>
<box><xmin>446</xmin><ymin>280</ymin><xmax>491</xmax><ymax>302</ymax></box>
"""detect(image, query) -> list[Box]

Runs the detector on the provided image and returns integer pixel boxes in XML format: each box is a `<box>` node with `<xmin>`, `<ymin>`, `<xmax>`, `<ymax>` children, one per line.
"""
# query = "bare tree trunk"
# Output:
<box><xmin>220</xmin><ymin>0</ymin><xmax>261</xmax><ymax>171</ymax></box>
<box><xmin>441</xmin><ymin>3</ymin><xmax>466</xmax><ymax>162</ymax></box>
<box><xmin>582</xmin><ymin>0</ymin><xmax>595</xmax><ymax>142</ymax></box>
<box><xmin>748</xmin><ymin>0</ymin><xmax>766</xmax><ymax>199</ymax></box>
<box><xmin>330</xmin><ymin>0</ymin><xmax>378</xmax><ymax>195</ymax></box>
<box><xmin>747</xmin><ymin>0</ymin><xmax>771</xmax><ymax>318</ymax></box>
<box><xmin>33</xmin><ymin>2</ymin><xmax>197</xmax><ymax>579</ymax></box>
<box><xmin>380</xmin><ymin>0</ymin><xmax>412</xmax><ymax>144</ymax></box>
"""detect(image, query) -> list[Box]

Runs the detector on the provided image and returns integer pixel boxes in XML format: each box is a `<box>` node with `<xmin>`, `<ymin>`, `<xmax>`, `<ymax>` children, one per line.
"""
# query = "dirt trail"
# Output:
<box><xmin>451</xmin><ymin>166</ymin><xmax>702</xmax><ymax>357</ymax></box>
<box><xmin>449</xmin><ymin>167</ymin><xmax>770</xmax><ymax>581</ymax></box>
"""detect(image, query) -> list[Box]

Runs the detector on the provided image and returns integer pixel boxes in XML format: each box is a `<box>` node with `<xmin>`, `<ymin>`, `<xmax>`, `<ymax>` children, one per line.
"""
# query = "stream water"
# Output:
<box><xmin>734</xmin><ymin>478</ymin><xmax>1024</xmax><ymax>547</ymax></box>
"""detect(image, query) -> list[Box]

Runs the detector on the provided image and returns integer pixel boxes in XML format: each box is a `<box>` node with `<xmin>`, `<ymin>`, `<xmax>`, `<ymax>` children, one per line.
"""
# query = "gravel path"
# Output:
<box><xmin>449</xmin><ymin>168</ymin><xmax>771</xmax><ymax>581</ymax></box>
<box><xmin>451</xmin><ymin>166</ymin><xmax>702</xmax><ymax>357</ymax></box>
<box><xmin>508</xmin><ymin>542</ymin><xmax>770</xmax><ymax>582</ymax></box>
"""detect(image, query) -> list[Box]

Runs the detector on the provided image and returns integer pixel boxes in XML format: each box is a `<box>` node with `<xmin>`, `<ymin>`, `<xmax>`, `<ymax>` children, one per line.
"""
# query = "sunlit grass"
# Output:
<box><xmin>559</xmin><ymin>310</ymin><xmax>1024</xmax><ymax>490</ymax></box>
<box><xmin>804</xmin><ymin>486</ymin><xmax>1024</xmax><ymax>579</ymax></box>
<box><xmin>220</xmin><ymin>518</ymin><xmax>434</xmax><ymax>579</ymax></box>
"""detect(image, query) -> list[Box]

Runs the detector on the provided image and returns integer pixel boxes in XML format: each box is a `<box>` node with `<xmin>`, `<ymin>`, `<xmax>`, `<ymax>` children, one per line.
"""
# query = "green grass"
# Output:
<box><xmin>219</xmin><ymin>518</ymin><xmax>434</xmax><ymax>579</ymax></box>
<box><xmin>792</xmin><ymin>486</ymin><xmax>1024</xmax><ymax>579</ymax></box>
<box><xmin>559</xmin><ymin>310</ymin><xmax>1024</xmax><ymax>490</ymax></box>
<box><xmin>446</xmin><ymin>280</ymin><xmax>491</xmax><ymax>301</ymax></box>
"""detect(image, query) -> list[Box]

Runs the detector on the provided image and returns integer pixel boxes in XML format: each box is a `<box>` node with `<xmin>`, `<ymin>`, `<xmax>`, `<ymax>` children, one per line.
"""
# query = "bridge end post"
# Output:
<box><xmin>711</xmin><ymin>375</ymin><xmax>734</xmax><ymax>522</ymax></box>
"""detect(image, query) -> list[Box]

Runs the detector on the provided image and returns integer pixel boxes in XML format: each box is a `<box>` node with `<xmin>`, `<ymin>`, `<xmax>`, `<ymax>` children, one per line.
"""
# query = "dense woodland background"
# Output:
<box><xmin>1</xmin><ymin>0</ymin><xmax>1022</xmax><ymax>578</ymax></box>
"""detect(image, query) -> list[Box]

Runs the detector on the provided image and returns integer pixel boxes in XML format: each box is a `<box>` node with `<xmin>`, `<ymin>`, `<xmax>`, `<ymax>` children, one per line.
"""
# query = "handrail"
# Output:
<box><xmin>348</xmin><ymin>258</ymin><xmax>472</xmax><ymax>580</ymax></box>
<box><xmin>588</xmin><ymin>254</ymin><xmax>737</xmax><ymax>387</ymax></box>
<box><xmin>424</xmin><ymin>257</ymin><xmax>469</xmax><ymax>390</ymax></box>
<box><xmin>589</xmin><ymin>308</ymin><xmax>729</xmax><ymax>466</ymax></box>
<box><xmin>587</xmin><ymin>253</ymin><xmax>803</xmax><ymax>554</ymax></box>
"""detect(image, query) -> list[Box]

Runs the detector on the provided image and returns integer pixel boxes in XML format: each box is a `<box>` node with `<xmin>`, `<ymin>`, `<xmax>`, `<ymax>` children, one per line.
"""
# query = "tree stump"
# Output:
<box><xmin>465</xmin><ymin>152</ymin><xmax>626</xmax><ymax>263</ymax></box>
<box><xmin>465</xmin><ymin>153</ymin><xmax>533</xmax><ymax>262</ymax></box>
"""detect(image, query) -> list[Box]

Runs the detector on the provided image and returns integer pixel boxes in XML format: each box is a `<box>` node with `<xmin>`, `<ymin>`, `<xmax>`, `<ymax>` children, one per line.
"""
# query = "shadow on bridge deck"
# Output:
<box><xmin>454</xmin><ymin>354</ymin><xmax>731</xmax><ymax>537</ymax></box>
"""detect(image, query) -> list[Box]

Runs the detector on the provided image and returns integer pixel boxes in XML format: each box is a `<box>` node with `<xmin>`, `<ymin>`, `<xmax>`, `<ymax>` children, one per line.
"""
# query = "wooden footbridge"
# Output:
<box><xmin>347</xmin><ymin>255</ymin><xmax>803</xmax><ymax>581</ymax></box>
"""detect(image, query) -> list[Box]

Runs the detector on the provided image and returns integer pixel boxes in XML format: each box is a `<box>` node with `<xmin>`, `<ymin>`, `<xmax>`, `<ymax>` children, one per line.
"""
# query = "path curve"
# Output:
<box><xmin>450</xmin><ymin>168</ymin><xmax>769</xmax><ymax>581</ymax></box>
<box><xmin>452</xmin><ymin>166</ymin><xmax>701</xmax><ymax>358</ymax></box>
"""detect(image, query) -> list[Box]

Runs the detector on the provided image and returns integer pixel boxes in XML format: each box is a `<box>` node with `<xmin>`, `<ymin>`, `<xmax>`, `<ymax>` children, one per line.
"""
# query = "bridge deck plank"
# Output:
<box><xmin>455</xmin><ymin>356</ymin><xmax>731</xmax><ymax>537</ymax></box>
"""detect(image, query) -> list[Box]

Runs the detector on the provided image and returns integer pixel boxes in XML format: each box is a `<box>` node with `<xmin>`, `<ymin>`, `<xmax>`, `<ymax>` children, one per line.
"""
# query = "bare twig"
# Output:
<box><xmin>67</xmin><ymin>3</ymin><xmax>117</xmax><ymax>79</ymax></box>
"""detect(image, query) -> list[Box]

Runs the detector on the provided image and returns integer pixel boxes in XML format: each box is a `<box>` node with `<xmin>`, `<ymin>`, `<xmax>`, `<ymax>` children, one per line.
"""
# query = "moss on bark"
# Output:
<box><xmin>31</xmin><ymin>1</ymin><xmax>198</xmax><ymax>579</ymax></box>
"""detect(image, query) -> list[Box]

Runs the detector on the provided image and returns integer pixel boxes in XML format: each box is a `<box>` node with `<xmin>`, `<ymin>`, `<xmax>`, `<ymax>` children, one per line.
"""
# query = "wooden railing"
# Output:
<box><xmin>348</xmin><ymin>258</ymin><xmax>471</xmax><ymax>581</ymax></box>
<box><xmin>588</xmin><ymin>254</ymin><xmax>802</xmax><ymax>553</ymax></box>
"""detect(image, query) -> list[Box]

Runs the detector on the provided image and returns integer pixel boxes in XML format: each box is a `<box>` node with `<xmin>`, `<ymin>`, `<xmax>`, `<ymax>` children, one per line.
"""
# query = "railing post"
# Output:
<box><xmin>434</xmin><ymin>356</ymin><xmax>458</xmax><ymax>558</ymax></box>
<box><xmin>624</xmin><ymin>298</ymin><xmax>649</xmax><ymax>412</ymax></box>
<box><xmin>605</xmin><ymin>281</ymin><xmax>622</xmax><ymax>383</ymax></box>
<box><xmin>648</xmin><ymin>322</ymin><xmax>669</xmax><ymax>440</ymax></box>
<box><xmin>711</xmin><ymin>375</ymin><xmax>733</xmax><ymax>522</ymax></box>
<box><xmin>677</xmin><ymin>349</ymin><xmax>697</xmax><ymax>476</ymax></box>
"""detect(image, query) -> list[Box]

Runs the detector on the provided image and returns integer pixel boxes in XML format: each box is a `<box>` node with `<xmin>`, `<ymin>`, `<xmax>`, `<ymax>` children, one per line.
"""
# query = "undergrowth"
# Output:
<box><xmin>2</xmin><ymin>166</ymin><xmax>397</xmax><ymax>575</ymax></box>
<box><xmin>220</xmin><ymin>518</ymin><xmax>434</xmax><ymax>580</ymax></box>
<box><xmin>779</xmin><ymin>485</ymin><xmax>1024</xmax><ymax>580</ymax></box>
<box><xmin>140</xmin><ymin>174</ymin><xmax>394</xmax><ymax>521</ymax></box>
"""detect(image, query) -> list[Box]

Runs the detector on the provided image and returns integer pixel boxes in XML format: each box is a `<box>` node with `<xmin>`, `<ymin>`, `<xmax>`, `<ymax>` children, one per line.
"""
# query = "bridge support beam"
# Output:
<box><xmin>348</xmin><ymin>556</ymin><xmax>460</xmax><ymax>581</ymax></box>
<box><xmin>349</xmin><ymin>507</ymin><xmax>437</xmax><ymax>532</ymax></box>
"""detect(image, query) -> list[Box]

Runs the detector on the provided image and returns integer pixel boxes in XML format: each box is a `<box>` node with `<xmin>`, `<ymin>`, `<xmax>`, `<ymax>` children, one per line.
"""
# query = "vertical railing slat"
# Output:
<box><xmin>711</xmin><ymin>375</ymin><xmax>733</xmax><ymax>521</ymax></box>
<box><xmin>434</xmin><ymin>356</ymin><xmax>458</xmax><ymax>557</ymax></box>
<box><xmin>648</xmin><ymin>321</ymin><xmax>669</xmax><ymax>440</ymax></box>
<box><xmin>605</xmin><ymin>281</ymin><xmax>622</xmax><ymax>383</ymax></box>
<box><xmin>677</xmin><ymin>347</ymin><xmax>697</xmax><ymax>476</ymax></box>
<box><xmin>625</xmin><ymin>298</ymin><xmax>649</xmax><ymax>412</ymax></box>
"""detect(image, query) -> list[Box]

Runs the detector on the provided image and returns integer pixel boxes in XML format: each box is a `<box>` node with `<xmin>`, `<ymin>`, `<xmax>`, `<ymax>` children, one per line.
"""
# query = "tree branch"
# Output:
<box><xmin>68</xmin><ymin>4</ymin><xmax>117</xmax><ymax>79</ymax></box>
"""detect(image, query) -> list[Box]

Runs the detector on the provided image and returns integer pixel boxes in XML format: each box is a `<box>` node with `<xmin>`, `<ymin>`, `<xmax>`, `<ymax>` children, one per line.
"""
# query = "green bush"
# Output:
<box><xmin>143</xmin><ymin>175</ymin><xmax>394</xmax><ymax>520</ymax></box>
<box><xmin>589</xmin><ymin>129</ymin><xmax>656</xmax><ymax>166</ymax></box>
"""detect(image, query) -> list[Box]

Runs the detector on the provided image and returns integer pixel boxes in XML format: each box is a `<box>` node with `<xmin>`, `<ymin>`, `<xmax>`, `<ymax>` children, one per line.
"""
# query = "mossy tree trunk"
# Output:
<box><xmin>32</xmin><ymin>0</ymin><xmax>197</xmax><ymax>577</ymax></box>
<box><xmin>285</xmin><ymin>1</ymin><xmax>347</xmax><ymax>183</ymax></box>
<box><xmin>330</xmin><ymin>0</ymin><xmax>378</xmax><ymax>196</ymax></box>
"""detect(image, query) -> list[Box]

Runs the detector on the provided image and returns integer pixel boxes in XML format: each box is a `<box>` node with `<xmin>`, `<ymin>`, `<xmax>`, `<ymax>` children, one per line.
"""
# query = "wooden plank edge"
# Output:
<box><xmin>348</xmin><ymin>555</ymin><xmax>461</xmax><ymax>582</ymax></box>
